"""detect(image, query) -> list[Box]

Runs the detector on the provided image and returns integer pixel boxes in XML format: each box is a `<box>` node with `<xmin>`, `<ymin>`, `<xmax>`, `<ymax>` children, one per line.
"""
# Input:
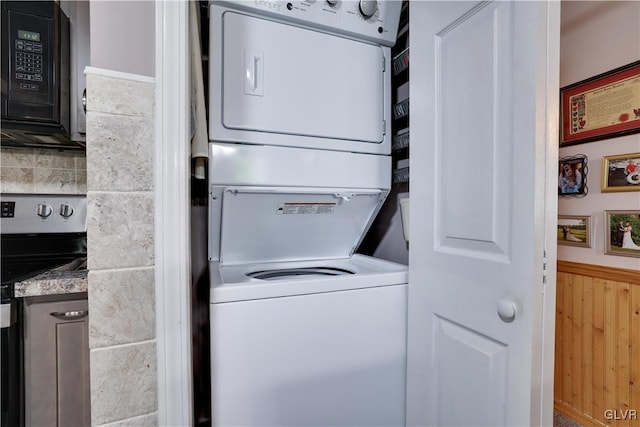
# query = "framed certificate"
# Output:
<box><xmin>560</xmin><ymin>61</ymin><xmax>640</xmax><ymax>147</ymax></box>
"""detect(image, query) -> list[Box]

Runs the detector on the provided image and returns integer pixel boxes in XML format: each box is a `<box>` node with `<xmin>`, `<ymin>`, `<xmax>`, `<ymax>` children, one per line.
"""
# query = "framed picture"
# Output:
<box><xmin>557</xmin><ymin>216</ymin><xmax>591</xmax><ymax>247</ymax></box>
<box><xmin>558</xmin><ymin>155</ymin><xmax>588</xmax><ymax>196</ymax></box>
<box><xmin>601</xmin><ymin>152</ymin><xmax>640</xmax><ymax>192</ymax></box>
<box><xmin>560</xmin><ymin>60</ymin><xmax>640</xmax><ymax>147</ymax></box>
<box><xmin>605</xmin><ymin>210</ymin><xmax>640</xmax><ymax>258</ymax></box>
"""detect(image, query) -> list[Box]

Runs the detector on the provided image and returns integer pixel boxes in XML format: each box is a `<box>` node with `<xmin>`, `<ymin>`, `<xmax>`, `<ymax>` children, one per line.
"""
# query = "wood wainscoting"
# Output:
<box><xmin>555</xmin><ymin>261</ymin><xmax>640</xmax><ymax>427</ymax></box>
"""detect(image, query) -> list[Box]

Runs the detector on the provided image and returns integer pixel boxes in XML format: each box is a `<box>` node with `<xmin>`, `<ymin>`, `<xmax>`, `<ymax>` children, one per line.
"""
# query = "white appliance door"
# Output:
<box><xmin>221</xmin><ymin>11</ymin><xmax>385</xmax><ymax>144</ymax></box>
<box><xmin>218</xmin><ymin>187</ymin><xmax>385</xmax><ymax>265</ymax></box>
<box><xmin>407</xmin><ymin>2</ymin><xmax>559</xmax><ymax>426</ymax></box>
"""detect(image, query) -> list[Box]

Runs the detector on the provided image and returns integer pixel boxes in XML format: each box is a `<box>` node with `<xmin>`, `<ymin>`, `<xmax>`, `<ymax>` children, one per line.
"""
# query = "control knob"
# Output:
<box><xmin>36</xmin><ymin>204</ymin><xmax>53</xmax><ymax>218</ymax></box>
<box><xmin>326</xmin><ymin>0</ymin><xmax>338</xmax><ymax>5</ymax></box>
<box><xmin>359</xmin><ymin>0</ymin><xmax>377</xmax><ymax>18</ymax></box>
<box><xmin>59</xmin><ymin>204</ymin><xmax>74</xmax><ymax>218</ymax></box>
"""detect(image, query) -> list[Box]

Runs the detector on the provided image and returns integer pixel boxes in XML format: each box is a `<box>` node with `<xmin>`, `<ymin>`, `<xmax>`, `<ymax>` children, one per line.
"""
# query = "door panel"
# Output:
<box><xmin>56</xmin><ymin>320</ymin><xmax>90</xmax><ymax>426</ymax></box>
<box><xmin>407</xmin><ymin>1</ymin><xmax>559</xmax><ymax>426</ymax></box>
<box><xmin>221</xmin><ymin>11</ymin><xmax>385</xmax><ymax>143</ymax></box>
<box><xmin>24</xmin><ymin>298</ymin><xmax>90</xmax><ymax>427</ymax></box>
<box><xmin>433</xmin><ymin>317</ymin><xmax>507</xmax><ymax>426</ymax></box>
<box><xmin>437</xmin><ymin>2</ymin><xmax>512</xmax><ymax>260</ymax></box>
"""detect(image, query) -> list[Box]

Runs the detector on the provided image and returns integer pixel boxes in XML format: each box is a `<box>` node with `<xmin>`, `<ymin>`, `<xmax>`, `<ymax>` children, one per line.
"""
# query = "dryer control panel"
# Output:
<box><xmin>212</xmin><ymin>0</ymin><xmax>402</xmax><ymax>47</ymax></box>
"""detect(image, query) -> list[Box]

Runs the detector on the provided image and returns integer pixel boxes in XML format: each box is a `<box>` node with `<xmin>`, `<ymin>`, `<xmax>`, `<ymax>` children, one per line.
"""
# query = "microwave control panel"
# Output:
<box><xmin>1</xmin><ymin>1</ymin><xmax>69</xmax><ymax>125</ymax></box>
<box><xmin>14</xmin><ymin>29</ymin><xmax>45</xmax><ymax>87</ymax></box>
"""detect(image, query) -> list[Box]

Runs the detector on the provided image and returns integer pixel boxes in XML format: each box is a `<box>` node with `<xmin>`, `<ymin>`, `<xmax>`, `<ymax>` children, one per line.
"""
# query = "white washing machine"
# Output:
<box><xmin>208</xmin><ymin>0</ymin><xmax>402</xmax><ymax>154</ymax></box>
<box><xmin>207</xmin><ymin>1</ymin><xmax>406</xmax><ymax>425</ymax></box>
<box><xmin>208</xmin><ymin>144</ymin><xmax>408</xmax><ymax>426</ymax></box>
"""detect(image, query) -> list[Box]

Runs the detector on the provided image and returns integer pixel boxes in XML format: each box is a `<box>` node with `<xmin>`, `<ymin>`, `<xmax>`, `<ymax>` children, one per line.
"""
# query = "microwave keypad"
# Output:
<box><xmin>15</xmin><ymin>40</ymin><xmax>43</xmax><ymax>85</ymax></box>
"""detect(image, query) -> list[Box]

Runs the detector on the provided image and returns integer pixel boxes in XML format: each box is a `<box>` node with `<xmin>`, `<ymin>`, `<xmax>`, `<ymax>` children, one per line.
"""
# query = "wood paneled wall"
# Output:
<box><xmin>555</xmin><ymin>261</ymin><xmax>640</xmax><ymax>427</ymax></box>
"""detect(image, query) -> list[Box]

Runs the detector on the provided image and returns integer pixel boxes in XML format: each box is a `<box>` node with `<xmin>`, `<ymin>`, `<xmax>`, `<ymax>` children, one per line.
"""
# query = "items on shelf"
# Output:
<box><xmin>393</xmin><ymin>98</ymin><xmax>409</xmax><ymax>120</ymax></box>
<box><xmin>393</xmin><ymin>167</ymin><xmax>409</xmax><ymax>184</ymax></box>
<box><xmin>392</xmin><ymin>47</ymin><xmax>409</xmax><ymax>75</ymax></box>
<box><xmin>393</xmin><ymin>158</ymin><xmax>410</xmax><ymax>184</ymax></box>
<box><xmin>392</xmin><ymin>129</ymin><xmax>410</xmax><ymax>151</ymax></box>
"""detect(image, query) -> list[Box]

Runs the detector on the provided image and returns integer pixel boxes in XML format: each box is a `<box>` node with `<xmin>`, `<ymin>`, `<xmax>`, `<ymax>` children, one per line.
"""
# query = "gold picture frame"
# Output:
<box><xmin>605</xmin><ymin>210</ymin><xmax>640</xmax><ymax>258</ymax></box>
<box><xmin>557</xmin><ymin>215</ymin><xmax>591</xmax><ymax>248</ymax></box>
<box><xmin>601</xmin><ymin>152</ymin><xmax>640</xmax><ymax>192</ymax></box>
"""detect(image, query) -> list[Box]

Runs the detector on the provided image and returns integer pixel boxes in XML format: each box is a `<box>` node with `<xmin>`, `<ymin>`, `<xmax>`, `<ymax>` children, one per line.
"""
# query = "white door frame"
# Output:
<box><xmin>155</xmin><ymin>1</ymin><xmax>193</xmax><ymax>426</ymax></box>
<box><xmin>539</xmin><ymin>3</ymin><xmax>560</xmax><ymax>422</ymax></box>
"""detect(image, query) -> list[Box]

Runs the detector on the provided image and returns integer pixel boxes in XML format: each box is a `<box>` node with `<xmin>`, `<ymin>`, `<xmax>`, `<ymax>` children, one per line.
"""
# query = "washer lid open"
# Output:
<box><xmin>218</xmin><ymin>187</ymin><xmax>387</xmax><ymax>265</ymax></box>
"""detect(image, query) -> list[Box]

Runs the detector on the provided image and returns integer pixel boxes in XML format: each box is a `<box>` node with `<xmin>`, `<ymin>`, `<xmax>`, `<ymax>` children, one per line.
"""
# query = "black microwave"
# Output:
<box><xmin>1</xmin><ymin>1</ymin><xmax>81</xmax><ymax>150</ymax></box>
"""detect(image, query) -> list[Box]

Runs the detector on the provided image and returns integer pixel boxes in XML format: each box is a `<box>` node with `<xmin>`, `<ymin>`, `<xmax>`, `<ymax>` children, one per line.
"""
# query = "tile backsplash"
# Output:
<box><xmin>0</xmin><ymin>147</ymin><xmax>87</xmax><ymax>194</ymax></box>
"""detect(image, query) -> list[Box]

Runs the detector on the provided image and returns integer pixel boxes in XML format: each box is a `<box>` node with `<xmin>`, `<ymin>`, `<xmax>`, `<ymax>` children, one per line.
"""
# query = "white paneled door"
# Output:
<box><xmin>407</xmin><ymin>1</ymin><xmax>559</xmax><ymax>426</ymax></box>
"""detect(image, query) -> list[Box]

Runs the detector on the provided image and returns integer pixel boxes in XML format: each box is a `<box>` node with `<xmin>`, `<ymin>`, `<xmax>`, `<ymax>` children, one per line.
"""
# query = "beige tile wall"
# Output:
<box><xmin>85</xmin><ymin>70</ymin><xmax>158</xmax><ymax>426</ymax></box>
<box><xmin>0</xmin><ymin>147</ymin><xmax>87</xmax><ymax>194</ymax></box>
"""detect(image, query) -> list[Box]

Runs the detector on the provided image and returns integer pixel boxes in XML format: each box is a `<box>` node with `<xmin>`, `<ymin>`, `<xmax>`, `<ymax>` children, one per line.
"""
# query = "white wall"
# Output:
<box><xmin>89</xmin><ymin>1</ymin><xmax>155</xmax><ymax>77</ymax></box>
<box><xmin>558</xmin><ymin>1</ymin><xmax>640</xmax><ymax>270</ymax></box>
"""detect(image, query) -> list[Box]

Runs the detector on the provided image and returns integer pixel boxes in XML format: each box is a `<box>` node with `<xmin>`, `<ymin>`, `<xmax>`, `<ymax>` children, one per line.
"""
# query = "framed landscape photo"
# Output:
<box><xmin>557</xmin><ymin>215</ymin><xmax>591</xmax><ymax>248</ymax></box>
<box><xmin>602</xmin><ymin>152</ymin><xmax>640</xmax><ymax>192</ymax></box>
<box><xmin>560</xmin><ymin>60</ymin><xmax>640</xmax><ymax>147</ymax></box>
<box><xmin>605</xmin><ymin>210</ymin><xmax>640</xmax><ymax>258</ymax></box>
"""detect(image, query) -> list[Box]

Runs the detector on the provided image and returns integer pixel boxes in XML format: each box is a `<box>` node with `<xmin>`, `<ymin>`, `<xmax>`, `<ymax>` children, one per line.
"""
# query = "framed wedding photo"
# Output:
<box><xmin>605</xmin><ymin>210</ymin><xmax>640</xmax><ymax>258</ymax></box>
<box><xmin>601</xmin><ymin>152</ymin><xmax>640</xmax><ymax>192</ymax></box>
<box><xmin>557</xmin><ymin>215</ymin><xmax>591</xmax><ymax>248</ymax></box>
<box><xmin>558</xmin><ymin>156</ymin><xmax>588</xmax><ymax>196</ymax></box>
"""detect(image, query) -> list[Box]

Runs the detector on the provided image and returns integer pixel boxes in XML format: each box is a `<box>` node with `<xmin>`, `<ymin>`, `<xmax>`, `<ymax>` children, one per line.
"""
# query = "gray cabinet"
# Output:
<box><xmin>23</xmin><ymin>294</ymin><xmax>90</xmax><ymax>427</ymax></box>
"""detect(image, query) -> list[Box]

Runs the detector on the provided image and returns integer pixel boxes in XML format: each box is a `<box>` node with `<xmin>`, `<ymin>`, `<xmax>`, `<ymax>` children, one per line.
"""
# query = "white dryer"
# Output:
<box><xmin>208</xmin><ymin>144</ymin><xmax>408</xmax><ymax>426</ymax></box>
<box><xmin>208</xmin><ymin>0</ymin><xmax>401</xmax><ymax>154</ymax></box>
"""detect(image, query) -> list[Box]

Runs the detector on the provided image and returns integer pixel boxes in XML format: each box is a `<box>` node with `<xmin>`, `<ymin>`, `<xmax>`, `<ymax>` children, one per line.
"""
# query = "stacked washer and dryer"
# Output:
<box><xmin>207</xmin><ymin>1</ymin><xmax>407</xmax><ymax>425</ymax></box>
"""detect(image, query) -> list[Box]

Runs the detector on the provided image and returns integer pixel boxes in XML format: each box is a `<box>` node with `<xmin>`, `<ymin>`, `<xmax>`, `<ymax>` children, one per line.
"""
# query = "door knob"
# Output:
<box><xmin>497</xmin><ymin>299</ymin><xmax>518</xmax><ymax>323</ymax></box>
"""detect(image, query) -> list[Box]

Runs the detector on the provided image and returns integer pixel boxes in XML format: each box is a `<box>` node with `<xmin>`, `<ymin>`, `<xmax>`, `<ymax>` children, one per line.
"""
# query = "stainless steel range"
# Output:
<box><xmin>0</xmin><ymin>193</ymin><xmax>87</xmax><ymax>427</ymax></box>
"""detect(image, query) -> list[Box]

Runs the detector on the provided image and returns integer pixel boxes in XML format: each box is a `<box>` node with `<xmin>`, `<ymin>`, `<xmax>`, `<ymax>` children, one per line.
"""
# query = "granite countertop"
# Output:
<box><xmin>14</xmin><ymin>258</ymin><xmax>88</xmax><ymax>298</ymax></box>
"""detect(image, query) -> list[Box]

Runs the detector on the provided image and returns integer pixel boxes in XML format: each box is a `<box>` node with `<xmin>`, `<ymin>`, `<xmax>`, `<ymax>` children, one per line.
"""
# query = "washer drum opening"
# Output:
<box><xmin>247</xmin><ymin>267</ymin><xmax>355</xmax><ymax>281</ymax></box>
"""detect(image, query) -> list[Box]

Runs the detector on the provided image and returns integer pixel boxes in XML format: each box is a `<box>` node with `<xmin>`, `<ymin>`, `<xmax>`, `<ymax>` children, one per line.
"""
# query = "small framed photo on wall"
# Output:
<box><xmin>558</xmin><ymin>155</ymin><xmax>588</xmax><ymax>196</ymax></box>
<box><xmin>605</xmin><ymin>210</ymin><xmax>640</xmax><ymax>258</ymax></box>
<box><xmin>601</xmin><ymin>152</ymin><xmax>640</xmax><ymax>192</ymax></box>
<box><xmin>557</xmin><ymin>215</ymin><xmax>591</xmax><ymax>248</ymax></box>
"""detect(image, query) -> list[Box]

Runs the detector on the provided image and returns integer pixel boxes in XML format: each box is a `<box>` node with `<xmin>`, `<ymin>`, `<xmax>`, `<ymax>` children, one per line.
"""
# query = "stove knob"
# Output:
<box><xmin>59</xmin><ymin>204</ymin><xmax>74</xmax><ymax>218</ymax></box>
<box><xmin>36</xmin><ymin>204</ymin><xmax>53</xmax><ymax>218</ymax></box>
<box><xmin>326</xmin><ymin>0</ymin><xmax>338</xmax><ymax>5</ymax></box>
<box><xmin>358</xmin><ymin>0</ymin><xmax>377</xmax><ymax>18</ymax></box>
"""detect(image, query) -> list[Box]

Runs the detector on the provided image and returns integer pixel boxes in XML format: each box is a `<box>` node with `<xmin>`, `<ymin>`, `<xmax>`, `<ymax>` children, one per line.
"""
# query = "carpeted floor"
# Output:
<box><xmin>553</xmin><ymin>411</ymin><xmax>582</xmax><ymax>427</ymax></box>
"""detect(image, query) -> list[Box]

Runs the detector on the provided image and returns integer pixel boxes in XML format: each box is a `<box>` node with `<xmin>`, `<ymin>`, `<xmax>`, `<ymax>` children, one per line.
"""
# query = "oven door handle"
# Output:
<box><xmin>50</xmin><ymin>310</ymin><xmax>88</xmax><ymax>321</ymax></box>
